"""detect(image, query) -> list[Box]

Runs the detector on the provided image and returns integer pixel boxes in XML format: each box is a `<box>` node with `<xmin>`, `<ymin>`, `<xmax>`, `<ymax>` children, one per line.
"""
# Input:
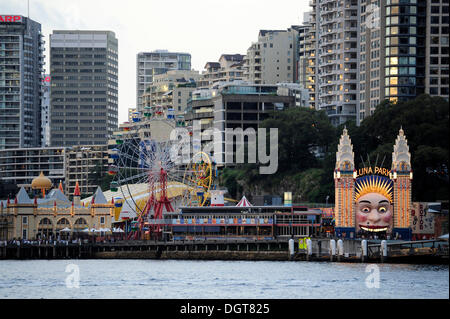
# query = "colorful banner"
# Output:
<box><xmin>321</xmin><ymin>207</ymin><xmax>334</xmax><ymax>218</ymax></box>
<box><xmin>411</xmin><ymin>202</ymin><xmax>435</xmax><ymax>234</ymax></box>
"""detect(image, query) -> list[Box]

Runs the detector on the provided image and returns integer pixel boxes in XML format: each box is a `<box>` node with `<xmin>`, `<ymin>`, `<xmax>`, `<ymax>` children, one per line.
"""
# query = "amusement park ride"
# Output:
<box><xmin>108</xmin><ymin>105</ymin><xmax>215</xmax><ymax>240</ymax></box>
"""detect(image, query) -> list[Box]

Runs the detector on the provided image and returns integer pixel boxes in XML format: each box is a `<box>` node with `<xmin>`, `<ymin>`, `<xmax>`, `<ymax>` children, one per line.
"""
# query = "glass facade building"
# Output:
<box><xmin>383</xmin><ymin>0</ymin><xmax>427</xmax><ymax>103</ymax></box>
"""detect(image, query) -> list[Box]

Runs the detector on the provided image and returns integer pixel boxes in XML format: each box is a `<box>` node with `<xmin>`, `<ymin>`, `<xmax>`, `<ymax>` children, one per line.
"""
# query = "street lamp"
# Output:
<box><xmin>326</xmin><ymin>195</ymin><xmax>330</xmax><ymax>207</ymax></box>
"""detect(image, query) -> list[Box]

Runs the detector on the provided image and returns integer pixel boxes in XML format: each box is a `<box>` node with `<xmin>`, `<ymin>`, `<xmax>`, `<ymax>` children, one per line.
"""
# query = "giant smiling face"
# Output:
<box><xmin>356</xmin><ymin>192</ymin><xmax>393</xmax><ymax>233</ymax></box>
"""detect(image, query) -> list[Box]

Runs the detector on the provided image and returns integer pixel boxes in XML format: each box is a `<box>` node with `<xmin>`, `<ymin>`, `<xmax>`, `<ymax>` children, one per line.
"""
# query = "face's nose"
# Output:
<box><xmin>367</xmin><ymin>208</ymin><xmax>381</xmax><ymax>224</ymax></box>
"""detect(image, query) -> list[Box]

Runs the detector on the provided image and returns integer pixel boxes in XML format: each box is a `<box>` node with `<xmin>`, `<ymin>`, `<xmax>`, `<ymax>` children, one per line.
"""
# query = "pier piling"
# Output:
<box><xmin>330</xmin><ymin>239</ymin><xmax>336</xmax><ymax>262</ymax></box>
<box><xmin>361</xmin><ymin>240</ymin><xmax>367</xmax><ymax>262</ymax></box>
<box><xmin>337</xmin><ymin>239</ymin><xmax>344</xmax><ymax>262</ymax></box>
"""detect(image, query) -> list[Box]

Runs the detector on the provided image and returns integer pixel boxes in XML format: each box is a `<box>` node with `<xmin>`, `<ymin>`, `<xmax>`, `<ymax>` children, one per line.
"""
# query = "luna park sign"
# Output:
<box><xmin>356</xmin><ymin>166</ymin><xmax>391</xmax><ymax>178</ymax></box>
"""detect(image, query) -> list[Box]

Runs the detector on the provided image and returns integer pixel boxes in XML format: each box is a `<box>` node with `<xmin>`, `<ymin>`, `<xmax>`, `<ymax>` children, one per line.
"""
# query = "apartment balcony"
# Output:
<box><xmin>344</xmin><ymin>25</ymin><xmax>358</xmax><ymax>32</ymax></box>
<box><xmin>320</xmin><ymin>59</ymin><xmax>338</xmax><ymax>67</ymax></box>
<box><xmin>344</xmin><ymin>3</ymin><xmax>358</xmax><ymax>10</ymax></box>
<box><xmin>343</xmin><ymin>56</ymin><xmax>358</xmax><ymax>63</ymax></box>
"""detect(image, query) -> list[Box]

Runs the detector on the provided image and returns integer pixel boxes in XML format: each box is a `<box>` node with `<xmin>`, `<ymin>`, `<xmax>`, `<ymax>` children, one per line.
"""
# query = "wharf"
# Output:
<box><xmin>0</xmin><ymin>238</ymin><xmax>448</xmax><ymax>264</ymax></box>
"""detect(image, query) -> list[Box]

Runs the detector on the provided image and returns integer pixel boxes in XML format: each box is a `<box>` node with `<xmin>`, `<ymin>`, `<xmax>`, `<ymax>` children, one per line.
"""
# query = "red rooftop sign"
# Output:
<box><xmin>0</xmin><ymin>15</ymin><xmax>23</xmax><ymax>23</ymax></box>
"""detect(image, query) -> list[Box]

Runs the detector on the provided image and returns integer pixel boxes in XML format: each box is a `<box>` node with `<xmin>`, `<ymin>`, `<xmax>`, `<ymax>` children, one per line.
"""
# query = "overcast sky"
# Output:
<box><xmin>2</xmin><ymin>0</ymin><xmax>310</xmax><ymax>122</ymax></box>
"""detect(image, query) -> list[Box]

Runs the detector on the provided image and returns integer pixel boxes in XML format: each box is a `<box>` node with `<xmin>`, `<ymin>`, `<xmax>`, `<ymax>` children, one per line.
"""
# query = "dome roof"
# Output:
<box><xmin>31</xmin><ymin>172</ymin><xmax>52</xmax><ymax>190</ymax></box>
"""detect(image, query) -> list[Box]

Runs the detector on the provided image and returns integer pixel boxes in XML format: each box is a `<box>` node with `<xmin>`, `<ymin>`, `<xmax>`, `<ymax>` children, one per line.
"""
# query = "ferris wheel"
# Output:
<box><xmin>181</xmin><ymin>151</ymin><xmax>213</xmax><ymax>207</ymax></box>
<box><xmin>108</xmin><ymin>110</ymin><xmax>215</xmax><ymax>240</ymax></box>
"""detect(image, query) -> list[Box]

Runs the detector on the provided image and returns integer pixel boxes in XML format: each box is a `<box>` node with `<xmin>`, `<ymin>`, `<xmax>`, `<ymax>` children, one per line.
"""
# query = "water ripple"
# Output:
<box><xmin>0</xmin><ymin>260</ymin><xmax>447</xmax><ymax>299</ymax></box>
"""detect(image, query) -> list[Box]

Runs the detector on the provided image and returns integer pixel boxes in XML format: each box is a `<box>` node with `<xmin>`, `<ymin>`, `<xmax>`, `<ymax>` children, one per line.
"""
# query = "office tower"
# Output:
<box><xmin>0</xmin><ymin>15</ymin><xmax>44</xmax><ymax>149</ymax></box>
<box><xmin>136</xmin><ymin>50</ymin><xmax>191</xmax><ymax>111</ymax></box>
<box><xmin>49</xmin><ymin>30</ymin><xmax>118</xmax><ymax>147</ymax></box>
<box><xmin>243</xmin><ymin>29</ymin><xmax>298</xmax><ymax>85</ymax></box>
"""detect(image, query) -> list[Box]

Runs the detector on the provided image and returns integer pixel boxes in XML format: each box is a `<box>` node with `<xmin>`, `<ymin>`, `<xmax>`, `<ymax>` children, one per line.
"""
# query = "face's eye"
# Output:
<box><xmin>378</xmin><ymin>207</ymin><xmax>387</xmax><ymax>213</ymax></box>
<box><xmin>361</xmin><ymin>207</ymin><xmax>370</xmax><ymax>213</ymax></box>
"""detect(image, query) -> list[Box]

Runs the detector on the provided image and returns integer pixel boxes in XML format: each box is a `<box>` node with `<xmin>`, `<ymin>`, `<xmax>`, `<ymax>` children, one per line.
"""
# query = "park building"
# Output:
<box><xmin>0</xmin><ymin>177</ymin><xmax>114</xmax><ymax>241</ymax></box>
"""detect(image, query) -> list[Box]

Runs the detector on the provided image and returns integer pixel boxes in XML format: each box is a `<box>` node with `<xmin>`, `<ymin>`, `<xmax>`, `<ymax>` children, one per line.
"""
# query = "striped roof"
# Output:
<box><xmin>236</xmin><ymin>195</ymin><xmax>252</xmax><ymax>207</ymax></box>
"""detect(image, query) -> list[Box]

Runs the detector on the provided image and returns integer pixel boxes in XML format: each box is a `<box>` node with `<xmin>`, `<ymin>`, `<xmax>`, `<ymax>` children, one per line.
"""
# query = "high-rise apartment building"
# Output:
<box><xmin>290</xmin><ymin>21</ymin><xmax>312</xmax><ymax>90</ymax></box>
<box><xmin>305</xmin><ymin>9</ymin><xmax>319</xmax><ymax>110</ymax></box>
<box><xmin>142</xmin><ymin>69</ymin><xmax>203</xmax><ymax>116</ymax></box>
<box><xmin>136</xmin><ymin>50</ymin><xmax>191</xmax><ymax>111</ymax></box>
<box><xmin>425</xmin><ymin>0</ymin><xmax>449</xmax><ymax>99</ymax></box>
<box><xmin>358</xmin><ymin>0</ymin><xmax>448</xmax><ymax>124</ymax></box>
<box><xmin>41</xmin><ymin>74</ymin><xmax>51</xmax><ymax>147</ymax></box>
<box><xmin>359</xmin><ymin>0</ymin><xmax>428</xmax><ymax>122</ymax></box>
<box><xmin>313</xmin><ymin>0</ymin><xmax>360</xmax><ymax>126</ymax></box>
<box><xmin>198</xmin><ymin>54</ymin><xmax>245</xmax><ymax>89</ymax></box>
<box><xmin>49</xmin><ymin>30</ymin><xmax>118</xmax><ymax>147</ymax></box>
<box><xmin>244</xmin><ymin>29</ymin><xmax>298</xmax><ymax>85</ymax></box>
<box><xmin>0</xmin><ymin>15</ymin><xmax>44</xmax><ymax>149</ymax></box>
<box><xmin>305</xmin><ymin>1</ymin><xmax>449</xmax><ymax>125</ymax></box>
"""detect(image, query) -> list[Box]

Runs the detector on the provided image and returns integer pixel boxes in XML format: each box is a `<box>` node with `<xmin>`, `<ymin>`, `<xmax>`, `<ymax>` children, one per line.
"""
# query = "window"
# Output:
<box><xmin>22</xmin><ymin>216</ymin><xmax>28</xmax><ymax>225</ymax></box>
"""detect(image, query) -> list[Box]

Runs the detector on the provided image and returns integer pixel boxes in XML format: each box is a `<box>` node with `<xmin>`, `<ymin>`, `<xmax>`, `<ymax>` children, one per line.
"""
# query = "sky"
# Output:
<box><xmin>2</xmin><ymin>0</ymin><xmax>310</xmax><ymax>123</ymax></box>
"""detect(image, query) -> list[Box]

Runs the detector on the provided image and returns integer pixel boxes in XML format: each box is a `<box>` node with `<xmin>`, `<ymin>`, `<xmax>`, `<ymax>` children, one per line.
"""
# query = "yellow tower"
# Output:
<box><xmin>334</xmin><ymin>128</ymin><xmax>357</xmax><ymax>237</ymax></box>
<box><xmin>391</xmin><ymin>128</ymin><xmax>413</xmax><ymax>239</ymax></box>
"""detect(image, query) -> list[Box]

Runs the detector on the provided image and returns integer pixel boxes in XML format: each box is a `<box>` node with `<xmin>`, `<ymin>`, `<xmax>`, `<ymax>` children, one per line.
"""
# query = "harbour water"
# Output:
<box><xmin>0</xmin><ymin>260</ymin><xmax>448</xmax><ymax>299</ymax></box>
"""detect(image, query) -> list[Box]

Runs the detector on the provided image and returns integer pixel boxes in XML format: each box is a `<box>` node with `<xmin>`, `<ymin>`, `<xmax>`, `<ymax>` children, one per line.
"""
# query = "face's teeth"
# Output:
<box><xmin>360</xmin><ymin>226</ymin><xmax>388</xmax><ymax>232</ymax></box>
